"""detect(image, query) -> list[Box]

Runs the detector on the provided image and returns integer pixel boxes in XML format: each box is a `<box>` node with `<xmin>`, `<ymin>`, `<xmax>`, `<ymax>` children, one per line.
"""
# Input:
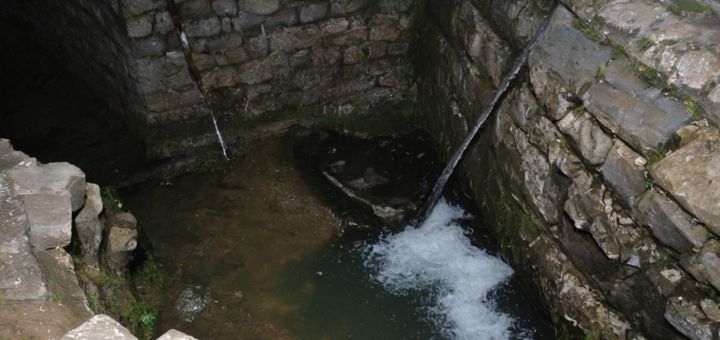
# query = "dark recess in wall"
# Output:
<box><xmin>0</xmin><ymin>3</ymin><xmax>146</xmax><ymax>185</ymax></box>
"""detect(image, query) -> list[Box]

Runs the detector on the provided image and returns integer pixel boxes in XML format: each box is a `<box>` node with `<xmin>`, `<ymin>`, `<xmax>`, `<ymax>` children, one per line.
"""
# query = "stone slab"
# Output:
<box><xmin>23</xmin><ymin>193</ymin><xmax>73</xmax><ymax>251</ymax></box>
<box><xmin>601</xmin><ymin>139</ymin><xmax>647</xmax><ymax>207</ymax></box>
<box><xmin>582</xmin><ymin>81</ymin><xmax>690</xmax><ymax>151</ymax></box>
<box><xmin>157</xmin><ymin>329</ymin><xmax>199</xmax><ymax>340</ymax></box>
<box><xmin>0</xmin><ymin>174</ymin><xmax>47</xmax><ymax>301</ymax></box>
<box><xmin>665</xmin><ymin>296</ymin><xmax>714</xmax><ymax>340</ymax></box>
<box><xmin>61</xmin><ymin>314</ymin><xmax>138</xmax><ymax>340</ymax></box>
<box><xmin>649</xmin><ymin>128</ymin><xmax>720</xmax><ymax>234</ymax></box>
<box><xmin>238</xmin><ymin>0</ymin><xmax>279</xmax><ymax>15</ymax></box>
<box><xmin>634</xmin><ymin>190</ymin><xmax>707</xmax><ymax>254</ymax></box>
<box><xmin>557</xmin><ymin>110</ymin><xmax>613</xmax><ymax>165</ymax></box>
<box><xmin>7</xmin><ymin>162</ymin><xmax>86</xmax><ymax>212</ymax></box>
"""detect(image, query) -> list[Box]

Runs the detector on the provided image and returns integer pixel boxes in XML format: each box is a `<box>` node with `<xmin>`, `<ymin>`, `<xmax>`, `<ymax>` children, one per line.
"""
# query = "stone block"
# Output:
<box><xmin>529</xmin><ymin>6</ymin><xmax>612</xmax><ymax>109</ymax></box>
<box><xmin>121</xmin><ymin>0</ymin><xmax>161</xmax><ymax>17</ymax></box>
<box><xmin>145</xmin><ymin>91</ymin><xmax>182</xmax><ymax>112</ymax></box>
<box><xmin>202</xmin><ymin>66</ymin><xmax>238</xmax><ymax>90</ymax></box>
<box><xmin>318</xmin><ymin>18</ymin><xmax>350</xmax><ymax>35</ymax></box>
<box><xmin>133</xmin><ymin>34</ymin><xmax>166</xmax><ymax>57</ymax></box>
<box><xmin>264</xmin><ymin>8</ymin><xmax>298</xmax><ymax>31</ymax></box>
<box><xmin>330</xmin><ymin>0</ymin><xmax>366</xmax><ymax>16</ymax></box>
<box><xmin>23</xmin><ymin>193</ymin><xmax>72</xmax><ymax>250</ymax></box>
<box><xmin>231</xmin><ymin>11</ymin><xmax>267</xmax><ymax>31</ymax></box>
<box><xmin>179</xmin><ymin>0</ymin><xmax>215</xmax><ymax>20</ymax></box>
<box><xmin>185</xmin><ymin>17</ymin><xmax>222</xmax><ymax>38</ymax></box>
<box><xmin>649</xmin><ymin>128</ymin><xmax>720</xmax><ymax>234</ymax></box>
<box><xmin>243</xmin><ymin>31</ymin><xmax>269</xmax><ymax>58</ymax></box>
<box><xmin>387</xmin><ymin>42</ymin><xmax>408</xmax><ymax>55</ymax></box>
<box><xmin>698</xmin><ymin>240</ymin><xmax>720</xmax><ymax>292</ymax></box>
<box><xmin>126</xmin><ymin>13</ymin><xmax>153</xmax><ymax>38</ymax></box>
<box><xmin>527</xmin><ymin>116</ymin><xmax>563</xmax><ymax>155</ymax></box>
<box><xmin>74</xmin><ymin>202</ymin><xmax>103</xmax><ymax>265</ymax></box>
<box><xmin>157</xmin><ymin>329</ymin><xmax>199</xmax><ymax>340</ymax></box>
<box><xmin>557</xmin><ymin>110</ymin><xmax>613</xmax><ymax>165</ymax></box>
<box><xmin>221</xmin><ymin>17</ymin><xmax>232</xmax><ymax>33</ymax></box>
<box><xmin>236</xmin><ymin>52</ymin><xmax>288</xmax><ymax>85</ymax></box>
<box><xmin>238</xmin><ymin>0</ymin><xmax>279</xmax><ymax>15</ymax></box>
<box><xmin>300</xmin><ymin>3</ymin><xmax>327</xmax><ymax>23</ymax></box>
<box><xmin>155</xmin><ymin>11</ymin><xmax>175</xmax><ymax>34</ymax></box>
<box><xmin>343</xmin><ymin>46</ymin><xmax>366</xmax><ymax>64</ymax></box>
<box><xmin>368</xmin><ymin>14</ymin><xmax>402</xmax><ymax>42</ymax></box>
<box><xmin>270</xmin><ymin>25</ymin><xmax>321</xmax><ymax>54</ymax></box>
<box><xmin>323</xmin><ymin>27</ymin><xmax>368</xmax><ymax>46</ymax></box>
<box><xmin>582</xmin><ymin>81</ymin><xmax>691</xmax><ymax>151</ymax></box>
<box><xmin>601</xmin><ymin>140</ymin><xmax>647</xmax><ymax>207</ymax></box>
<box><xmin>375</xmin><ymin>0</ymin><xmax>413</xmax><ymax>12</ymax></box>
<box><xmin>665</xmin><ymin>297</ymin><xmax>714</xmax><ymax>340</ymax></box>
<box><xmin>103</xmin><ymin>212</ymin><xmax>138</xmax><ymax>269</ymax></box>
<box><xmin>61</xmin><ymin>314</ymin><xmax>138</xmax><ymax>340</ymax></box>
<box><xmin>311</xmin><ymin>46</ymin><xmax>341</xmax><ymax>66</ymax></box>
<box><xmin>7</xmin><ymin>162</ymin><xmax>86</xmax><ymax>212</ymax></box>
<box><xmin>211</xmin><ymin>0</ymin><xmax>236</xmax><ymax>16</ymax></box>
<box><xmin>85</xmin><ymin>183</ymin><xmax>103</xmax><ymax>214</ymax></box>
<box><xmin>634</xmin><ymin>190</ymin><xmax>707</xmax><ymax>254</ymax></box>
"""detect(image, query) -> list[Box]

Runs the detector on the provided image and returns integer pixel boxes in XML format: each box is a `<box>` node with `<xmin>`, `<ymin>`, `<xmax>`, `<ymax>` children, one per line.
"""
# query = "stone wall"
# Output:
<box><xmin>119</xmin><ymin>0</ymin><xmax>417</xmax><ymax>157</ymax></box>
<box><xmin>416</xmin><ymin>0</ymin><xmax>720</xmax><ymax>338</ymax></box>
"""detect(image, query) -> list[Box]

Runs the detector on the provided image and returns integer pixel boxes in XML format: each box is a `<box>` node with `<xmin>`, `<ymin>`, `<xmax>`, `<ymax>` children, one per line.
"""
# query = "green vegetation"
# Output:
<box><xmin>133</xmin><ymin>254</ymin><xmax>165</xmax><ymax>290</ymax></box>
<box><xmin>676</xmin><ymin>0</ymin><xmax>716</xmax><ymax>13</ymax></box>
<box><xmin>595</xmin><ymin>292</ymin><xmax>605</xmax><ymax>301</ymax></box>
<box><xmin>101</xmin><ymin>186</ymin><xmax>124</xmax><ymax>212</ymax></box>
<box><xmin>637</xmin><ymin>37</ymin><xmax>655</xmax><ymax>52</ymax></box>
<box><xmin>574</xmin><ymin>106</ymin><xmax>586</xmax><ymax>115</ymax></box>
<box><xmin>611</xmin><ymin>43</ymin><xmax>626</xmax><ymax>60</ymax></box>
<box><xmin>686</xmin><ymin>101</ymin><xmax>704</xmax><ymax>120</ymax></box>
<box><xmin>572</xmin><ymin>18</ymin><xmax>602</xmax><ymax>42</ymax></box>
<box><xmin>502</xmin><ymin>46</ymin><xmax>511</xmax><ymax>59</ymax></box>
<box><xmin>645</xmin><ymin>149</ymin><xmax>664</xmax><ymax>166</ymax></box>
<box><xmin>127</xmin><ymin>297</ymin><xmax>158</xmax><ymax>340</ymax></box>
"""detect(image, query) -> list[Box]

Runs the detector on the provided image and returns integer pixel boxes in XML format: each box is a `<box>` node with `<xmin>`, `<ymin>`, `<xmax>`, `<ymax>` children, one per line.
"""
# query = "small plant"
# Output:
<box><xmin>645</xmin><ymin>149</ymin><xmax>664</xmax><ymax>166</ymax></box>
<box><xmin>595</xmin><ymin>292</ymin><xmax>605</xmax><ymax>301</ymax></box>
<box><xmin>128</xmin><ymin>297</ymin><xmax>158</xmax><ymax>340</ymax></box>
<box><xmin>574</xmin><ymin>106</ymin><xmax>586</xmax><ymax>115</ymax></box>
<box><xmin>686</xmin><ymin>101</ymin><xmax>703</xmax><ymax>120</ymax></box>
<box><xmin>86</xmin><ymin>292</ymin><xmax>100</xmax><ymax>314</ymax></box>
<box><xmin>637</xmin><ymin>37</ymin><xmax>654</xmax><ymax>52</ymax></box>
<box><xmin>572</xmin><ymin>19</ymin><xmax>601</xmax><ymax>41</ymax></box>
<box><xmin>134</xmin><ymin>254</ymin><xmax>165</xmax><ymax>290</ymax></box>
<box><xmin>678</xmin><ymin>0</ymin><xmax>715</xmax><ymax>13</ymax></box>
<box><xmin>611</xmin><ymin>43</ymin><xmax>626</xmax><ymax>59</ymax></box>
<box><xmin>502</xmin><ymin>46</ymin><xmax>511</xmax><ymax>59</ymax></box>
<box><xmin>101</xmin><ymin>186</ymin><xmax>124</xmax><ymax>212</ymax></box>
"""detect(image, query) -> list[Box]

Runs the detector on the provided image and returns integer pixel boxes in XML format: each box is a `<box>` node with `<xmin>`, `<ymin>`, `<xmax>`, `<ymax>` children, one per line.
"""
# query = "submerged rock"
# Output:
<box><xmin>174</xmin><ymin>287</ymin><xmax>212</xmax><ymax>322</ymax></box>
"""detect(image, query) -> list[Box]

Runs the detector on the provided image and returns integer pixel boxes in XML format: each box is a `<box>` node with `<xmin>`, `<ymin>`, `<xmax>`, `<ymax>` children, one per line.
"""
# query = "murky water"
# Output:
<box><xmin>123</xmin><ymin>135</ymin><xmax>553</xmax><ymax>339</ymax></box>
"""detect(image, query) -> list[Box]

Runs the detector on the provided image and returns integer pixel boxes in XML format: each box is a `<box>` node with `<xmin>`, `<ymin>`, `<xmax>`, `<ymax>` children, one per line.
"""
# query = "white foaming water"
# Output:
<box><xmin>365</xmin><ymin>199</ymin><xmax>516</xmax><ymax>340</ymax></box>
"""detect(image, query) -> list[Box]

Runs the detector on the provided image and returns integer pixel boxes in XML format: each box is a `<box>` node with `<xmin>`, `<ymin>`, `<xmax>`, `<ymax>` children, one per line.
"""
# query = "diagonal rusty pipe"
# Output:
<box><xmin>164</xmin><ymin>0</ymin><xmax>229</xmax><ymax>160</ymax></box>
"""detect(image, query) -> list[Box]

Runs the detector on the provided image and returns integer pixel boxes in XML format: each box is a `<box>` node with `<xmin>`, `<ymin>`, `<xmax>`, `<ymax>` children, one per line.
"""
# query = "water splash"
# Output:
<box><xmin>366</xmin><ymin>199</ymin><xmax>519</xmax><ymax>340</ymax></box>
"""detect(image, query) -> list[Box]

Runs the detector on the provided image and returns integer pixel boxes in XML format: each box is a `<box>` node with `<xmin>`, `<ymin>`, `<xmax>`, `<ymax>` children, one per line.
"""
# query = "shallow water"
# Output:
<box><xmin>123</xmin><ymin>137</ymin><xmax>553</xmax><ymax>339</ymax></box>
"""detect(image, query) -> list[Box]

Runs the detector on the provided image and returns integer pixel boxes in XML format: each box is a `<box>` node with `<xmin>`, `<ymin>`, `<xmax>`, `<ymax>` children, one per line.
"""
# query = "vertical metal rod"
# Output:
<box><xmin>164</xmin><ymin>0</ymin><xmax>229</xmax><ymax>160</ymax></box>
<box><xmin>414</xmin><ymin>3</ymin><xmax>559</xmax><ymax>226</ymax></box>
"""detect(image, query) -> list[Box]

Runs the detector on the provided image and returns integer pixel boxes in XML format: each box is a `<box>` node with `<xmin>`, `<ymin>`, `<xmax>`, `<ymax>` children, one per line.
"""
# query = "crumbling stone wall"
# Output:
<box><xmin>417</xmin><ymin>0</ymin><xmax>720</xmax><ymax>338</ymax></box>
<box><xmin>119</xmin><ymin>0</ymin><xmax>417</xmax><ymax>157</ymax></box>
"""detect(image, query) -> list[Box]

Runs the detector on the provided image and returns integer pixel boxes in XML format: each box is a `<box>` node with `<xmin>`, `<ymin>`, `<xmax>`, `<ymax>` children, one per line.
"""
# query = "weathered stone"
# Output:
<box><xmin>185</xmin><ymin>17</ymin><xmax>222</xmax><ymax>37</ymax></box>
<box><xmin>179</xmin><ymin>0</ymin><xmax>215</xmax><ymax>20</ymax></box>
<box><xmin>61</xmin><ymin>314</ymin><xmax>138</xmax><ymax>340</ymax></box>
<box><xmin>211</xmin><ymin>0</ymin><xmax>236</xmax><ymax>16</ymax></box>
<box><xmin>665</xmin><ymin>297</ymin><xmax>714</xmax><ymax>340</ymax></box>
<box><xmin>634</xmin><ymin>190</ymin><xmax>707</xmax><ymax>254</ymax></box>
<box><xmin>375</xmin><ymin>0</ymin><xmax>413</xmax><ymax>12</ymax></box>
<box><xmin>311</xmin><ymin>46</ymin><xmax>341</xmax><ymax>66</ymax></box>
<box><xmin>700</xmin><ymin>299</ymin><xmax>720</xmax><ymax>322</ymax></box>
<box><xmin>121</xmin><ymin>0</ymin><xmax>161</xmax><ymax>17</ymax></box>
<box><xmin>221</xmin><ymin>17</ymin><xmax>232</xmax><ymax>33</ymax></box>
<box><xmin>505</xmin><ymin>87</ymin><xmax>542</xmax><ymax>131</ymax></box>
<box><xmin>264</xmin><ymin>8</ymin><xmax>298</xmax><ymax>31</ymax></box>
<box><xmin>557</xmin><ymin>110</ymin><xmax>613</xmax><ymax>165</ymax></box>
<box><xmin>300</xmin><ymin>3</ymin><xmax>328</xmax><ymax>23</ymax></box>
<box><xmin>244</xmin><ymin>29</ymin><xmax>268</xmax><ymax>58</ymax></box>
<box><xmin>102</xmin><ymin>212</ymin><xmax>138</xmax><ymax>269</ymax></box>
<box><xmin>145</xmin><ymin>91</ymin><xmax>182</xmax><ymax>112</ymax></box>
<box><xmin>565</xmin><ymin>184</ymin><xmax>620</xmax><ymax>259</ymax></box>
<box><xmin>23</xmin><ymin>193</ymin><xmax>72</xmax><ymax>250</ymax></box>
<box><xmin>582</xmin><ymin>81</ymin><xmax>691</xmax><ymax>152</ymax></box>
<box><xmin>343</xmin><ymin>46</ymin><xmax>366</xmax><ymax>65</ymax></box>
<box><xmin>85</xmin><ymin>183</ymin><xmax>103</xmax><ymax>214</ymax></box>
<box><xmin>529</xmin><ymin>6</ymin><xmax>612</xmax><ymax>110</ymax></box>
<box><xmin>74</xmin><ymin>201</ymin><xmax>103</xmax><ymax>265</ymax></box>
<box><xmin>238</xmin><ymin>0</ymin><xmax>279</xmax><ymax>15</ymax></box>
<box><xmin>330</xmin><ymin>0</ymin><xmax>366</xmax><ymax>16</ymax></box>
<box><xmin>369</xmin><ymin>15</ymin><xmax>402</xmax><ymax>42</ymax></box>
<box><xmin>647</xmin><ymin>264</ymin><xmax>685</xmax><ymax>297</ymax></box>
<box><xmin>649</xmin><ymin>128</ymin><xmax>720</xmax><ymax>234</ymax></box>
<box><xmin>231</xmin><ymin>11</ymin><xmax>267</xmax><ymax>31</ymax></box>
<box><xmin>180</xmin><ymin>89</ymin><xmax>204</xmax><ymax>105</ymax></box>
<box><xmin>698</xmin><ymin>240</ymin><xmax>720</xmax><ymax>292</ymax></box>
<box><xmin>237</xmin><ymin>52</ymin><xmax>288</xmax><ymax>85</ymax></box>
<box><xmin>126</xmin><ymin>13</ymin><xmax>153</xmax><ymax>38</ymax></box>
<box><xmin>133</xmin><ymin>34</ymin><xmax>167</xmax><ymax>57</ymax></box>
<box><xmin>318</xmin><ymin>17</ymin><xmax>350</xmax><ymax>35</ymax></box>
<box><xmin>7</xmin><ymin>162</ymin><xmax>86</xmax><ymax>212</ymax></box>
<box><xmin>269</xmin><ymin>25</ymin><xmax>321</xmax><ymax>54</ymax></box>
<box><xmin>157</xmin><ymin>329</ymin><xmax>199</xmax><ymax>340</ymax></box>
<box><xmin>224</xmin><ymin>48</ymin><xmax>251</xmax><ymax>65</ymax></box>
<box><xmin>155</xmin><ymin>11</ymin><xmax>175</xmax><ymax>33</ymax></box>
<box><xmin>0</xmin><ymin>175</ymin><xmax>48</xmax><ymax>301</ymax></box>
<box><xmin>601</xmin><ymin>140</ymin><xmax>647</xmax><ymax>207</ymax></box>
<box><xmin>387</xmin><ymin>42</ymin><xmax>408</xmax><ymax>55</ymax></box>
<box><xmin>527</xmin><ymin>116</ymin><xmax>563</xmax><ymax>155</ymax></box>
<box><xmin>205</xmin><ymin>33</ymin><xmax>242</xmax><ymax>53</ymax></box>
<box><xmin>202</xmin><ymin>66</ymin><xmax>238</xmax><ymax>90</ymax></box>
<box><xmin>323</xmin><ymin>27</ymin><xmax>367</xmax><ymax>46</ymax></box>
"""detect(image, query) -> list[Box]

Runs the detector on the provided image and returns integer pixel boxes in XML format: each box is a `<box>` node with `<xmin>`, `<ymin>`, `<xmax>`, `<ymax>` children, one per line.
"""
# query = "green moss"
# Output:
<box><xmin>572</xmin><ymin>18</ymin><xmax>602</xmax><ymax>42</ymax></box>
<box><xmin>611</xmin><ymin>43</ymin><xmax>626</xmax><ymax>60</ymax></box>
<box><xmin>637</xmin><ymin>37</ymin><xmax>655</xmax><ymax>52</ymax></box>
<box><xmin>686</xmin><ymin>101</ymin><xmax>704</xmax><ymax>120</ymax></box>
<box><xmin>677</xmin><ymin>0</ymin><xmax>715</xmax><ymax>13</ymax></box>
<box><xmin>645</xmin><ymin>149</ymin><xmax>664</xmax><ymax>166</ymax></box>
<box><xmin>101</xmin><ymin>187</ymin><xmax>124</xmax><ymax>212</ymax></box>
<box><xmin>133</xmin><ymin>254</ymin><xmax>165</xmax><ymax>290</ymax></box>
